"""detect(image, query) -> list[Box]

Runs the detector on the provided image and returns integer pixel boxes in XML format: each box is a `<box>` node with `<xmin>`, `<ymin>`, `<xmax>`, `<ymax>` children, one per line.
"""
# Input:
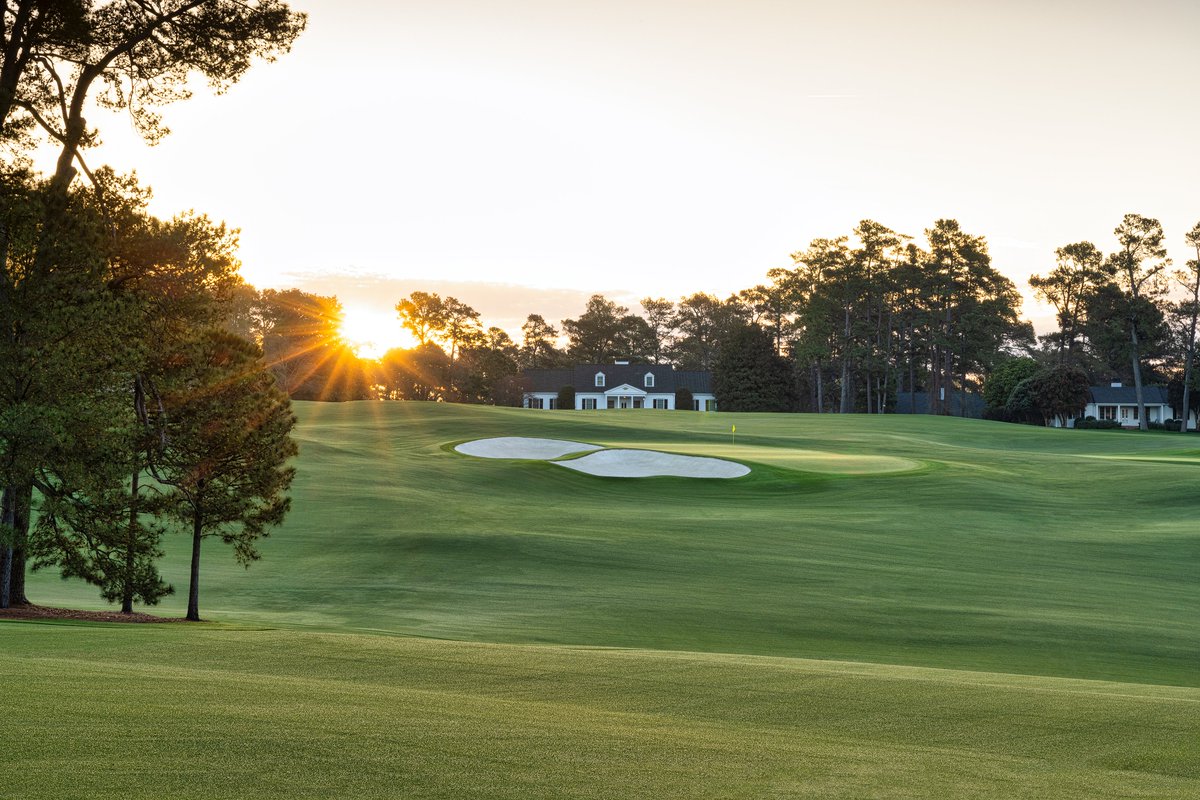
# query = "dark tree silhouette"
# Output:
<box><xmin>713</xmin><ymin>324</ymin><xmax>794</xmax><ymax>412</ymax></box>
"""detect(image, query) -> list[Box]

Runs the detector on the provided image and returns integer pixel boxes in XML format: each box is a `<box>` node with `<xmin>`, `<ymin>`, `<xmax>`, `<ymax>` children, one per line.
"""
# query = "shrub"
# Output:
<box><xmin>556</xmin><ymin>385</ymin><xmax>575</xmax><ymax>410</ymax></box>
<box><xmin>984</xmin><ymin>357</ymin><xmax>1040</xmax><ymax>410</ymax></box>
<box><xmin>1007</xmin><ymin>365</ymin><xmax>1089</xmax><ymax>426</ymax></box>
<box><xmin>1074</xmin><ymin>417</ymin><xmax>1122</xmax><ymax>430</ymax></box>
<box><xmin>675</xmin><ymin>387</ymin><xmax>694</xmax><ymax>411</ymax></box>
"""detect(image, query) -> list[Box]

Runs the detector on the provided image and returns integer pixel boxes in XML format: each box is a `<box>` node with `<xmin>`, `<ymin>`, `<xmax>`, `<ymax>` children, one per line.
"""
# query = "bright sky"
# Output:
<box><xmin>40</xmin><ymin>0</ymin><xmax>1200</xmax><ymax>351</ymax></box>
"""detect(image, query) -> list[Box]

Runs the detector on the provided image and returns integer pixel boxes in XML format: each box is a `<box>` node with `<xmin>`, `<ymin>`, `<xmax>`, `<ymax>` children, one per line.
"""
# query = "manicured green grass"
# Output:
<box><xmin>30</xmin><ymin>402</ymin><xmax>1197</xmax><ymax>684</ymax></box>
<box><xmin>4</xmin><ymin>623</ymin><xmax>1198</xmax><ymax>799</ymax></box>
<box><xmin>8</xmin><ymin>402</ymin><xmax>1199</xmax><ymax>796</ymax></box>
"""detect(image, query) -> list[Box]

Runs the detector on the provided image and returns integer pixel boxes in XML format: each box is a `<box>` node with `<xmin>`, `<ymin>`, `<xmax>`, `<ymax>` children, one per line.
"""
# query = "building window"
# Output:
<box><xmin>633</xmin><ymin>398</ymin><xmax>643</xmax><ymax>409</ymax></box>
<box><xmin>644</xmin><ymin>373</ymin><xmax>655</xmax><ymax>388</ymax></box>
<box><xmin>529</xmin><ymin>397</ymin><xmax>543</xmax><ymax>409</ymax></box>
<box><xmin>548</xmin><ymin>398</ymin><xmax>558</xmax><ymax>410</ymax></box>
<box><xmin>705</xmin><ymin>399</ymin><xmax>717</xmax><ymax>411</ymax></box>
<box><xmin>653</xmin><ymin>398</ymin><xmax>668</xmax><ymax>409</ymax></box>
<box><xmin>607</xmin><ymin>397</ymin><xmax>616</xmax><ymax>409</ymax></box>
<box><xmin>581</xmin><ymin>398</ymin><xmax>597</xmax><ymax>410</ymax></box>
<box><xmin>595</xmin><ymin>372</ymin><xmax>605</xmax><ymax>387</ymax></box>
<box><xmin>1099</xmin><ymin>405</ymin><xmax>1116</xmax><ymax>420</ymax></box>
<box><xmin>693</xmin><ymin>399</ymin><xmax>700</xmax><ymax>411</ymax></box>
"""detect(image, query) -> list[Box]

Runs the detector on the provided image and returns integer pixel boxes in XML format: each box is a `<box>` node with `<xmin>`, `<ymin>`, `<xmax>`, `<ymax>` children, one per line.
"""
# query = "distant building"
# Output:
<box><xmin>1051</xmin><ymin>382</ymin><xmax>1190</xmax><ymax>428</ymax></box>
<box><xmin>893</xmin><ymin>391</ymin><xmax>986</xmax><ymax>418</ymax></box>
<box><xmin>523</xmin><ymin>362</ymin><xmax>717</xmax><ymax>411</ymax></box>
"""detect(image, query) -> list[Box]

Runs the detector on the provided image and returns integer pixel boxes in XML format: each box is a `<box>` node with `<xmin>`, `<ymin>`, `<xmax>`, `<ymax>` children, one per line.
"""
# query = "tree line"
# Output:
<box><xmin>241</xmin><ymin>212</ymin><xmax>1199</xmax><ymax>431</ymax></box>
<box><xmin>1016</xmin><ymin>214</ymin><xmax>1200</xmax><ymax>431</ymax></box>
<box><xmin>251</xmin><ymin>218</ymin><xmax>1032</xmax><ymax>416</ymax></box>
<box><xmin>1</xmin><ymin>1</ymin><xmax>306</xmax><ymax>614</ymax></box>
<box><xmin>712</xmin><ymin>213</ymin><xmax>1200</xmax><ymax>424</ymax></box>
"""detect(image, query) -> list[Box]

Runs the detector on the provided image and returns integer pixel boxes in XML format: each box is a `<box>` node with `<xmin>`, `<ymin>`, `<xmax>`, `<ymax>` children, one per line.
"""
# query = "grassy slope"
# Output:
<box><xmin>4</xmin><ymin>624</ymin><xmax>1198</xmax><ymax>799</ymax></box>
<box><xmin>8</xmin><ymin>403</ymin><xmax>1199</xmax><ymax>796</ymax></box>
<box><xmin>31</xmin><ymin>401</ymin><xmax>1197</xmax><ymax>685</ymax></box>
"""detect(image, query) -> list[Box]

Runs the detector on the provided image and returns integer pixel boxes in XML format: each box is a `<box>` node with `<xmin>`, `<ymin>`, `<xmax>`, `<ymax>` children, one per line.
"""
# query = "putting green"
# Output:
<box><xmin>639</xmin><ymin>440</ymin><xmax>919</xmax><ymax>474</ymax></box>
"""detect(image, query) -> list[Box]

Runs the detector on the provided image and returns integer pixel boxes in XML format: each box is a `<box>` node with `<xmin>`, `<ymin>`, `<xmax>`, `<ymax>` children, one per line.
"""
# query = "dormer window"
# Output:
<box><xmin>595</xmin><ymin>372</ymin><xmax>605</xmax><ymax>387</ymax></box>
<box><xmin>644</xmin><ymin>372</ymin><xmax>655</xmax><ymax>388</ymax></box>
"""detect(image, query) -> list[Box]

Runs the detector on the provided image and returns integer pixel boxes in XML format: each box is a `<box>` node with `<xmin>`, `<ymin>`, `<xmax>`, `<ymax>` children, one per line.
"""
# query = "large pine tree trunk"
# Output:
<box><xmin>9</xmin><ymin>546</ymin><xmax>28</xmax><ymax>605</ymax></box>
<box><xmin>10</xmin><ymin>481</ymin><xmax>30</xmax><ymax>605</ymax></box>
<box><xmin>1180</xmin><ymin>284</ymin><xmax>1199</xmax><ymax>433</ymax></box>
<box><xmin>880</xmin><ymin>323</ymin><xmax>892</xmax><ymax>414</ymax></box>
<box><xmin>0</xmin><ymin>485</ymin><xmax>13</xmax><ymax>608</ymax></box>
<box><xmin>839</xmin><ymin>358</ymin><xmax>851</xmax><ymax>413</ymax></box>
<box><xmin>1182</xmin><ymin>380</ymin><xmax>1194</xmax><ymax>433</ymax></box>
<box><xmin>840</xmin><ymin>308</ymin><xmax>852</xmax><ymax>413</ymax></box>
<box><xmin>187</xmin><ymin>511</ymin><xmax>203</xmax><ymax>622</ymax></box>
<box><xmin>814</xmin><ymin>360</ymin><xmax>824</xmax><ymax>413</ymax></box>
<box><xmin>1</xmin><ymin>482</ymin><xmax>32</xmax><ymax>607</ymax></box>
<box><xmin>961</xmin><ymin>363</ymin><xmax>969</xmax><ymax>418</ymax></box>
<box><xmin>122</xmin><ymin>470</ymin><xmax>140</xmax><ymax>614</ymax></box>
<box><xmin>929</xmin><ymin>345</ymin><xmax>941</xmax><ymax>415</ymax></box>
<box><xmin>959</xmin><ymin>333</ymin><xmax>969</xmax><ymax>418</ymax></box>
<box><xmin>907</xmin><ymin>319</ymin><xmax>915</xmax><ymax>413</ymax></box>
<box><xmin>943</xmin><ymin>347</ymin><xmax>954</xmax><ymax>416</ymax></box>
<box><xmin>868</xmin><ymin>362</ymin><xmax>878</xmax><ymax>412</ymax></box>
<box><xmin>1130</xmin><ymin>324</ymin><xmax>1148</xmax><ymax>431</ymax></box>
<box><xmin>941</xmin><ymin>305</ymin><xmax>954</xmax><ymax>415</ymax></box>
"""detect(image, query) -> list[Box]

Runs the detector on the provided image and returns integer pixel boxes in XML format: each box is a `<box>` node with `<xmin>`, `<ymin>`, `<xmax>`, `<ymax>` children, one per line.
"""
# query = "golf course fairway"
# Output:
<box><xmin>5</xmin><ymin>402</ymin><xmax>1198</xmax><ymax>797</ymax></box>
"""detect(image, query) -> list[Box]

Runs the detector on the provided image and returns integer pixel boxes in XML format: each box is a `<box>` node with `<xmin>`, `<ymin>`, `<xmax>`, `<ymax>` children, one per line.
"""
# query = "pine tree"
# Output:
<box><xmin>1107</xmin><ymin>214</ymin><xmax>1170</xmax><ymax>431</ymax></box>
<box><xmin>151</xmin><ymin>330</ymin><xmax>297</xmax><ymax>621</ymax></box>
<box><xmin>1</xmin><ymin>0</ymin><xmax>305</xmax><ymax>606</ymax></box>
<box><xmin>713</xmin><ymin>324</ymin><xmax>794</xmax><ymax>412</ymax></box>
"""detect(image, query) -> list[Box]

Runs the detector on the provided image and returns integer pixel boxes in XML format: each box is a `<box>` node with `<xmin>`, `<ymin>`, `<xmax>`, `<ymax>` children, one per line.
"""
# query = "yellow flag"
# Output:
<box><xmin>732</xmin><ymin>425</ymin><xmax>736</xmax><ymax>433</ymax></box>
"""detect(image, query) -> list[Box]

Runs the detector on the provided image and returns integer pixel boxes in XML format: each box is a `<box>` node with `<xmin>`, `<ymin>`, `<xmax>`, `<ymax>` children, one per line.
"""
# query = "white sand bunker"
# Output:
<box><xmin>455</xmin><ymin>437</ymin><xmax>601</xmax><ymax>460</ymax></box>
<box><xmin>555</xmin><ymin>449</ymin><xmax>750</xmax><ymax>479</ymax></box>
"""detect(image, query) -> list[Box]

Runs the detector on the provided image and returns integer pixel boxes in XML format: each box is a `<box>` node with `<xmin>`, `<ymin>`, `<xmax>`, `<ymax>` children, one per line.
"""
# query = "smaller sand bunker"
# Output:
<box><xmin>555</xmin><ymin>449</ymin><xmax>749</xmax><ymax>479</ymax></box>
<box><xmin>455</xmin><ymin>437</ymin><xmax>601</xmax><ymax>460</ymax></box>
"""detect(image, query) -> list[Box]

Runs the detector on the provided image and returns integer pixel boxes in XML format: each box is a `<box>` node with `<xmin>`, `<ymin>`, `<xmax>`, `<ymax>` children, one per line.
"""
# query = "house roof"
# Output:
<box><xmin>673</xmin><ymin>371</ymin><xmax>713</xmax><ymax>392</ymax></box>
<box><xmin>525</xmin><ymin>368</ymin><xmax>574</xmax><ymax>392</ymax></box>
<box><xmin>523</xmin><ymin>364</ymin><xmax>712</xmax><ymax>394</ymax></box>
<box><xmin>1088</xmin><ymin>385</ymin><xmax>1170</xmax><ymax>405</ymax></box>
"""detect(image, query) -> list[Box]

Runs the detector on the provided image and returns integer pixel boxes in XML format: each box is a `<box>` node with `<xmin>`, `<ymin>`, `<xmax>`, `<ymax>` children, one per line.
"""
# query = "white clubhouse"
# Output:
<box><xmin>523</xmin><ymin>362</ymin><xmax>717</xmax><ymax>411</ymax></box>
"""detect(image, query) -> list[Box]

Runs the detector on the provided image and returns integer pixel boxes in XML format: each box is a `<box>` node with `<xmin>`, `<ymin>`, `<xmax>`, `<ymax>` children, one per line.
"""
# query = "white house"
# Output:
<box><xmin>522</xmin><ymin>362</ymin><xmax>718</xmax><ymax>411</ymax></box>
<box><xmin>1053</xmin><ymin>382</ymin><xmax>1195</xmax><ymax>429</ymax></box>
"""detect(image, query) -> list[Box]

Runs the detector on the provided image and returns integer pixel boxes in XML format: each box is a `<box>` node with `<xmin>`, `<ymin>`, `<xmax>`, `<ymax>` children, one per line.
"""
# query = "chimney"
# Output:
<box><xmin>1111</xmin><ymin>381</ymin><xmax>1123</xmax><ymax>388</ymax></box>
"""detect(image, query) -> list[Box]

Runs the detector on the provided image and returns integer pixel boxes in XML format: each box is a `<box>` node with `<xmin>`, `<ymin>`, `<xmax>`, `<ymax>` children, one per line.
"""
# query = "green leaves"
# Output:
<box><xmin>154</xmin><ymin>328</ymin><xmax>297</xmax><ymax>559</ymax></box>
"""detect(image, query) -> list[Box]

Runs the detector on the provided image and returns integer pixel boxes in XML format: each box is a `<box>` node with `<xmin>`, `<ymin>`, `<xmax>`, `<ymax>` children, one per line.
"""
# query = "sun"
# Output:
<box><xmin>339</xmin><ymin>306</ymin><xmax>417</xmax><ymax>360</ymax></box>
